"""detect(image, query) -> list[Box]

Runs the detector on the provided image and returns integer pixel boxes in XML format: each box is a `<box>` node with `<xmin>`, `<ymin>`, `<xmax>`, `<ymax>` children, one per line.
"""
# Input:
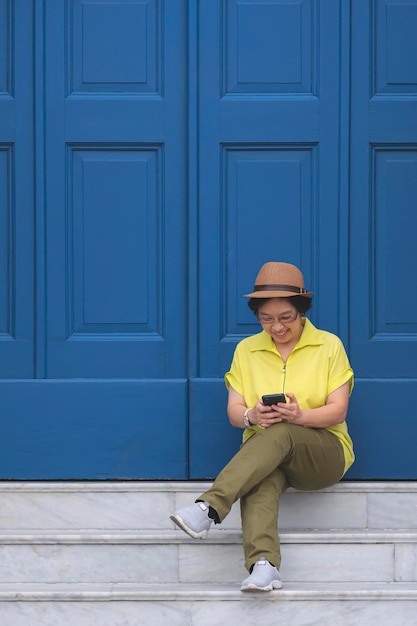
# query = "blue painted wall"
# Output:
<box><xmin>0</xmin><ymin>0</ymin><xmax>416</xmax><ymax>479</ymax></box>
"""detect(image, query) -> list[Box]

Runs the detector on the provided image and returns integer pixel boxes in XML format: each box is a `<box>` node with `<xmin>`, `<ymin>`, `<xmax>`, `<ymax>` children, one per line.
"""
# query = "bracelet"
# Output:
<box><xmin>243</xmin><ymin>408</ymin><xmax>252</xmax><ymax>428</ymax></box>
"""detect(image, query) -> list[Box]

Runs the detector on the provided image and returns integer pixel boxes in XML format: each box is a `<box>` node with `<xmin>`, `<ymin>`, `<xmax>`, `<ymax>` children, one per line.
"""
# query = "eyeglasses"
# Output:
<box><xmin>257</xmin><ymin>311</ymin><xmax>299</xmax><ymax>325</ymax></box>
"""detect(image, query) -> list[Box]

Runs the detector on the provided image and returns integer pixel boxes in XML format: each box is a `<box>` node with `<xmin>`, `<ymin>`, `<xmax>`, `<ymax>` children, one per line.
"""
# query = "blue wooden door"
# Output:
<box><xmin>0</xmin><ymin>0</ymin><xmax>189</xmax><ymax>478</ymax></box>
<box><xmin>1</xmin><ymin>0</ymin><xmax>417</xmax><ymax>480</ymax></box>
<box><xmin>190</xmin><ymin>0</ymin><xmax>417</xmax><ymax>480</ymax></box>
<box><xmin>189</xmin><ymin>0</ymin><xmax>352</xmax><ymax>477</ymax></box>
<box><xmin>348</xmin><ymin>0</ymin><xmax>417</xmax><ymax>478</ymax></box>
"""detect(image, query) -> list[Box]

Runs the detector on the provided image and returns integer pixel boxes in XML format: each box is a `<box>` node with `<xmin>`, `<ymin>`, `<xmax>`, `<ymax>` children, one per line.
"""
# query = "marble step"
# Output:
<box><xmin>0</xmin><ymin>483</ymin><xmax>416</xmax><ymax>625</ymax></box>
<box><xmin>1</xmin><ymin>481</ymin><xmax>417</xmax><ymax>532</ymax></box>
<box><xmin>0</xmin><ymin>529</ymin><xmax>416</xmax><ymax>584</ymax></box>
<box><xmin>0</xmin><ymin>582</ymin><xmax>416</xmax><ymax>626</ymax></box>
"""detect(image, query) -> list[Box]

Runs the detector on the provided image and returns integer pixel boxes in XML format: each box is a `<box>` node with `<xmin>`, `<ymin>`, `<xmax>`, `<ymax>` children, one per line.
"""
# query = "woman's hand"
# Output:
<box><xmin>249</xmin><ymin>399</ymin><xmax>286</xmax><ymax>428</ymax></box>
<box><xmin>272</xmin><ymin>393</ymin><xmax>303</xmax><ymax>425</ymax></box>
<box><xmin>253</xmin><ymin>393</ymin><xmax>303</xmax><ymax>428</ymax></box>
<box><xmin>227</xmin><ymin>387</ymin><xmax>286</xmax><ymax>429</ymax></box>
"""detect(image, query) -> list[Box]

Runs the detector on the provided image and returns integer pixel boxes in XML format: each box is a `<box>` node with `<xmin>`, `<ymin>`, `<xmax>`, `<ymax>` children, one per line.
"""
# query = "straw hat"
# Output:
<box><xmin>244</xmin><ymin>262</ymin><xmax>313</xmax><ymax>298</ymax></box>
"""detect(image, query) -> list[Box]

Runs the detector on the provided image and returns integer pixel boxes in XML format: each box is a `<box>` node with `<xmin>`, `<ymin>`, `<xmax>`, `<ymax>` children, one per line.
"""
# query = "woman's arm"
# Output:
<box><xmin>227</xmin><ymin>381</ymin><xmax>351</xmax><ymax>429</ymax></box>
<box><xmin>280</xmin><ymin>381</ymin><xmax>351</xmax><ymax>428</ymax></box>
<box><xmin>227</xmin><ymin>386</ymin><xmax>285</xmax><ymax>428</ymax></box>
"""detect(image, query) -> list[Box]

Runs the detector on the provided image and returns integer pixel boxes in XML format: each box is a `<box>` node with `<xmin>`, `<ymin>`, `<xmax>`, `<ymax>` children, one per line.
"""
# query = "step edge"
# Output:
<box><xmin>1</xmin><ymin>582</ymin><xmax>417</xmax><ymax>602</ymax></box>
<box><xmin>1</xmin><ymin>481</ymin><xmax>417</xmax><ymax>494</ymax></box>
<box><xmin>0</xmin><ymin>529</ymin><xmax>416</xmax><ymax>544</ymax></box>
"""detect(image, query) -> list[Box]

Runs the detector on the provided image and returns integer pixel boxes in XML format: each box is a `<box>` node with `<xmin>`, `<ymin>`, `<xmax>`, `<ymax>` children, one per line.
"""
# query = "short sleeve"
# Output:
<box><xmin>328</xmin><ymin>337</ymin><xmax>354</xmax><ymax>396</ymax></box>
<box><xmin>224</xmin><ymin>347</ymin><xmax>244</xmax><ymax>396</ymax></box>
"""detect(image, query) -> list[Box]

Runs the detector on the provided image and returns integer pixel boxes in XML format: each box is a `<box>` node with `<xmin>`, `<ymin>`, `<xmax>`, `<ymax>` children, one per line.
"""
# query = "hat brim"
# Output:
<box><xmin>244</xmin><ymin>290</ymin><xmax>313</xmax><ymax>298</ymax></box>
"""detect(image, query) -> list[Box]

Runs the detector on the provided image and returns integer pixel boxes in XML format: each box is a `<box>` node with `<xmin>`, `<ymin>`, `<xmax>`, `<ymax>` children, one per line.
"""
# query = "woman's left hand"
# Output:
<box><xmin>274</xmin><ymin>393</ymin><xmax>303</xmax><ymax>425</ymax></box>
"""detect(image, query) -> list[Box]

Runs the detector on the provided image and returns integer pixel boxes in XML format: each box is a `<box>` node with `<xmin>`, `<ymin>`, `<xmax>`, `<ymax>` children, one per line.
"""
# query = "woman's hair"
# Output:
<box><xmin>248</xmin><ymin>296</ymin><xmax>313</xmax><ymax>317</ymax></box>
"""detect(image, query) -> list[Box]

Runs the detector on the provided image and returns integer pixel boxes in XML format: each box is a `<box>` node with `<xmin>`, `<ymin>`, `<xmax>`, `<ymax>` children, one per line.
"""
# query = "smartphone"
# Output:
<box><xmin>262</xmin><ymin>393</ymin><xmax>286</xmax><ymax>406</ymax></box>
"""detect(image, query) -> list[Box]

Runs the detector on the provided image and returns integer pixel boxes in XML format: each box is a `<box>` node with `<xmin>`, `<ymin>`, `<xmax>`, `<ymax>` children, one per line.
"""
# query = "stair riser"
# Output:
<box><xmin>0</xmin><ymin>599</ymin><xmax>416</xmax><ymax>626</ymax></box>
<box><xmin>0</xmin><ymin>542</ymin><xmax>415</xmax><ymax>584</ymax></box>
<box><xmin>1</xmin><ymin>488</ymin><xmax>417</xmax><ymax>531</ymax></box>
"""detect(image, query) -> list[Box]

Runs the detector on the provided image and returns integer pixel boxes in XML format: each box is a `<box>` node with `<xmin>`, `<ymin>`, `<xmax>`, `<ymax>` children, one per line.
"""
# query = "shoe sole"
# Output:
<box><xmin>241</xmin><ymin>580</ymin><xmax>283</xmax><ymax>592</ymax></box>
<box><xmin>170</xmin><ymin>514</ymin><xmax>209</xmax><ymax>540</ymax></box>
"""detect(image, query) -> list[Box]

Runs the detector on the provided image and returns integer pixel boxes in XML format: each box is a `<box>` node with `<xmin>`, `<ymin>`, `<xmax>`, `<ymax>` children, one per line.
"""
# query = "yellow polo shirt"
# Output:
<box><xmin>224</xmin><ymin>318</ymin><xmax>354</xmax><ymax>473</ymax></box>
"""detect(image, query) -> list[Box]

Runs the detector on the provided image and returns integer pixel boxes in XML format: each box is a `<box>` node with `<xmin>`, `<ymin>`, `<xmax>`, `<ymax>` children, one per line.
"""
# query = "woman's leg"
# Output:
<box><xmin>199</xmin><ymin>423</ymin><xmax>345</xmax><ymax>519</ymax></box>
<box><xmin>240</xmin><ymin>467</ymin><xmax>289</xmax><ymax>571</ymax></box>
<box><xmin>280</xmin><ymin>425</ymin><xmax>345</xmax><ymax>491</ymax></box>
<box><xmin>239</xmin><ymin>425</ymin><xmax>345</xmax><ymax>571</ymax></box>
<box><xmin>198</xmin><ymin>423</ymin><xmax>345</xmax><ymax>571</ymax></box>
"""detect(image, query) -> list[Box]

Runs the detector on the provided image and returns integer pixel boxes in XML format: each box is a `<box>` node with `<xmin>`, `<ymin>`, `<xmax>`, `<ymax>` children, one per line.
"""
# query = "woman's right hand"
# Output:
<box><xmin>227</xmin><ymin>386</ymin><xmax>285</xmax><ymax>429</ymax></box>
<box><xmin>251</xmin><ymin>400</ymin><xmax>285</xmax><ymax>428</ymax></box>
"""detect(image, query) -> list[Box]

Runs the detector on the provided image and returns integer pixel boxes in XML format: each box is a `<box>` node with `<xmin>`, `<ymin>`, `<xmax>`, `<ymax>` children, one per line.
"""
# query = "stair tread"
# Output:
<box><xmin>0</xmin><ymin>528</ymin><xmax>416</xmax><ymax>544</ymax></box>
<box><xmin>1</xmin><ymin>481</ymin><xmax>417</xmax><ymax>493</ymax></box>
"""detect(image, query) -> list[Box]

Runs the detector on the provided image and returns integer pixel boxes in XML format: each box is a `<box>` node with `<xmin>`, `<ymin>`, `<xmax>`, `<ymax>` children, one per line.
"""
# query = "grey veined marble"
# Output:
<box><xmin>0</xmin><ymin>481</ymin><xmax>415</xmax><ymax>626</ymax></box>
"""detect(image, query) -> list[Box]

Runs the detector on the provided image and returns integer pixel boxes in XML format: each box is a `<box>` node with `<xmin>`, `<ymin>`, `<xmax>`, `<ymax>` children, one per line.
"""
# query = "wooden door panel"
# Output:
<box><xmin>348</xmin><ymin>0</ymin><xmax>417</xmax><ymax>478</ymax></box>
<box><xmin>0</xmin><ymin>0</ymin><xmax>189</xmax><ymax>479</ymax></box>
<box><xmin>190</xmin><ymin>0</ymin><xmax>348</xmax><ymax>478</ymax></box>
<box><xmin>0</xmin><ymin>0</ymin><xmax>34</xmax><ymax>378</ymax></box>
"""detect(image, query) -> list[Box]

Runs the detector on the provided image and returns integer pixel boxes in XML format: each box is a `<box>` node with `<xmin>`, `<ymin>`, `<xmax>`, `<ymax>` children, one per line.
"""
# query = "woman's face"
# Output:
<box><xmin>257</xmin><ymin>298</ymin><xmax>303</xmax><ymax>347</ymax></box>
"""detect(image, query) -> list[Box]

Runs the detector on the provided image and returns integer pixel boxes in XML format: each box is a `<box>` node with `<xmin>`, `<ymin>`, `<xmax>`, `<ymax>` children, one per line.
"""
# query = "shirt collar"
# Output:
<box><xmin>249</xmin><ymin>318</ymin><xmax>324</xmax><ymax>353</ymax></box>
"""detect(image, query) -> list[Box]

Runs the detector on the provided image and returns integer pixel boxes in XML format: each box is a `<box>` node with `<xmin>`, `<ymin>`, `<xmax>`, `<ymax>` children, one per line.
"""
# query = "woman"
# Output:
<box><xmin>170</xmin><ymin>262</ymin><xmax>354</xmax><ymax>591</ymax></box>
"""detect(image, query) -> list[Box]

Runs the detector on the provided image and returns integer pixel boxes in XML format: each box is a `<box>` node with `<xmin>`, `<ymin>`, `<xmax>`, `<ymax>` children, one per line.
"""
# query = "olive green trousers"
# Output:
<box><xmin>198</xmin><ymin>422</ymin><xmax>345</xmax><ymax>572</ymax></box>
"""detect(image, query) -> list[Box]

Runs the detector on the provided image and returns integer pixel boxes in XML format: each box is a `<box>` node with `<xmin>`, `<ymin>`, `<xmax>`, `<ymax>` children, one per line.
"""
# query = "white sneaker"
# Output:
<box><xmin>170</xmin><ymin>501</ymin><xmax>213</xmax><ymax>539</ymax></box>
<box><xmin>241</xmin><ymin>557</ymin><xmax>283</xmax><ymax>591</ymax></box>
